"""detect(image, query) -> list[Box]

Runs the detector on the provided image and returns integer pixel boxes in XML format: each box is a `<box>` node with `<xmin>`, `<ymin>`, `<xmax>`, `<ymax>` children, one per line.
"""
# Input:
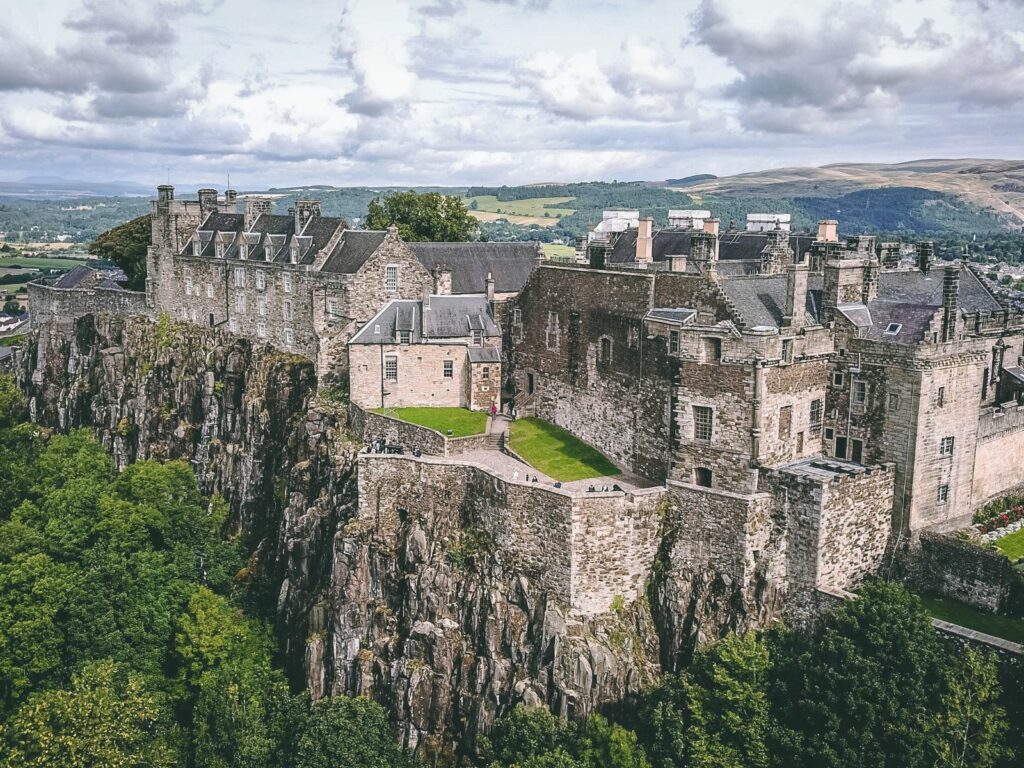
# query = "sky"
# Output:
<box><xmin>2</xmin><ymin>0</ymin><xmax>1024</xmax><ymax>188</ymax></box>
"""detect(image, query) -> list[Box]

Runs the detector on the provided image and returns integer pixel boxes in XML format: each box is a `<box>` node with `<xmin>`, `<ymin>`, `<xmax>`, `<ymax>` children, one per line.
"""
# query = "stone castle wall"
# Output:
<box><xmin>28</xmin><ymin>281</ymin><xmax>148</xmax><ymax>327</ymax></box>
<box><xmin>356</xmin><ymin>453</ymin><xmax>665</xmax><ymax>615</ymax></box>
<box><xmin>973</xmin><ymin>403</ymin><xmax>1024</xmax><ymax>509</ymax></box>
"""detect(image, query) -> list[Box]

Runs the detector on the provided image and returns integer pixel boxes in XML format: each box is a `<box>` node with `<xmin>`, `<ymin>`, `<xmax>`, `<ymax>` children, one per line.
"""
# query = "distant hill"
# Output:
<box><xmin>0</xmin><ymin>178</ymin><xmax>153</xmax><ymax>198</ymax></box>
<box><xmin>674</xmin><ymin>159</ymin><xmax>1024</xmax><ymax>230</ymax></box>
<box><xmin>665</xmin><ymin>174</ymin><xmax>717</xmax><ymax>187</ymax></box>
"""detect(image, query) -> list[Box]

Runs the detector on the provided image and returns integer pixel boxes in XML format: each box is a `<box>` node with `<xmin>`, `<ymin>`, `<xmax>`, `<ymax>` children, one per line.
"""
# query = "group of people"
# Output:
<box><xmin>587</xmin><ymin>484</ymin><xmax>622</xmax><ymax>493</ymax></box>
<box><xmin>365</xmin><ymin>435</ymin><xmax>422</xmax><ymax>458</ymax></box>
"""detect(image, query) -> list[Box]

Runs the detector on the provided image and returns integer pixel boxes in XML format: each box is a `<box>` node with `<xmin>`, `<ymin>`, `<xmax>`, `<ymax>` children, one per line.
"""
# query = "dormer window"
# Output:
<box><xmin>215</xmin><ymin>240</ymin><xmax>224</xmax><ymax>258</ymax></box>
<box><xmin>192</xmin><ymin>238</ymin><xmax>202</xmax><ymax>257</ymax></box>
<box><xmin>290</xmin><ymin>244</ymin><xmax>299</xmax><ymax>264</ymax></box>
<box><xmin>240</xmin><ymin>242</ymin><xmax>248</xmax><ymax>260</ymax></box>
<box><xmin>265</xmin><ymin>242</ymin><xmax>275</xmax><ymax>261</ymax></box>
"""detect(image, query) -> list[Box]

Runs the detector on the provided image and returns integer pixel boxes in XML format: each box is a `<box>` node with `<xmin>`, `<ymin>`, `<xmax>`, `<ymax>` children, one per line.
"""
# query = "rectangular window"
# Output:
<box><xmin>215</xmin><ymin>240</ymin><xmax>224</xmax><ymax>258</ymax></box>
<box><xmin>852</xmin><ymin>380</ymin><xmax>867</xmax><ymax>407</ymax></box>
<box><xmin>327</xmin><ymin>298</ymin><xmax>338</xmax><ymax>316</ymax></box>
<box><xmin>385</xmin><ymin>265</ymin><xmax>398</xmax><ymax>293</ymax></box>
<box><xmin>255</xmin><ymin>271</ymin><xmax>265</xmax><ymax>290</ymax></box>
<box><xmin>284</xmin><ymin>328</ymin><xmax>294</xmax><ymax>346</ymax></box>
<box><xmin>940</xmin><ymin>436</ymin><xmax>955</xmax><ymax>456</ymax></box>
<box><xmin>512</xmin><ymin>308</ymin><xmax>522</xmax><ymax>325</ymax></box>
<box><xmin>937</xmin><ymin>484</ymin><xmax>949</xmax><ymax>503</ymax></box>
<box><xmin>482</xmin><ymin>366</ymin><xmax>490</xmax><ymax>380</ymax></box>
<box><xmin>240</xmin><ymin>242</ymin><xmax>248</xmax><ymax>260</ymax></box>
<box><xmin>257</xmin><ymin>296</ymin><xmax>266</xmax><ymax>316</ymax></box>
<box><xmin>206</xmin><ymin>282</ymin><xmax>214</xmax><ymax>298</ymax></box>
<box><xmin>936</xmin><ymin>386</ymin><xmax>945</xmax><ymax>407</ymax></box>
<box><xmin>398</xmin><ymin>330</ymin><xmax>411</xmax><ymax>344</ymax></box>
<box><xmin>695</xmin><ymin>467</ymin><xmax>713</xmax><ymax>488</ymax></box>
<box><xmin>257</xmin><ymin>321</ymin><xmax>266</xmax><ymax>338</ymax></box>
<box><xmin>670</xmin><ymin>330</ymin><xmax>680</xmax><ymax>355</ymax></box>
<box><xmin>693</xmin><ymin>406</ymin><xmax>713</xmax><ymax>441</ymax></box>
<box><xmin>834</xmin><ymin>435</ymin><xmax>848</xmax><ymax>459</ymax></box>
<box><xmin>782</xmin><ymin>338</ymin><xmax>793</xmax><ymax>363</ymax></box>
<box><xmin>824</xmin><ymin>427</ymin><xmax>835</xmax><ymax>441</ymax></box>
<box><xmin>702</xmin><ymin>337</ymin><xmax>722</xmax><ymax>362</ymax></box>
<box><xmin>184</xmin><ymin>272</ymin><xmax>193</xmax><ymax>295</ymax></box>
<box><xmin>265</xmin><ymin>242</ymin><xmax>275</xmax><ymax>261</ymax></box>
<box><xmin>193</xmin><ymin>239</ymin><xmax>202</xmax><ymax>257</ymax></box>
<box><xmin>472</xmin><ymin>330</ymin><xmax>484</xmax><ymax>346</ymax></box>
<box><xmin>283</xmin><ymin>299</ymin><xmax>293</xmax><ymax>321</ymax></box>
<box><xmin>888</xmin><ymin>393</ymin><xmax>900</xmax><ymax>411</ymax></box>
<box><xmin>443</xmin><ymin>360</ymin><xmax>453</xmax><ymax>378</ymax></box>
<box><xmin>235</xmin><ymin>294</ymin><xmax>246</xmax><ymax>314</ymax></box>
<box><xmin>809</xmin><ymin>399</ymin><xmax>823</xmax><ymax>435</ymax></box>
<box><xmin>796</xmin><ymin>432</ymin><xmax>804</xmax><ymax>453</ymax></box>
<box><xmin>229</xmin><ymin>317</ymin><xmax>238</xmax><ymax>333</ymax></box>
<box><xmin>778</xmin><ymin>405</ymin><xmax>792</xmax><ymax>438</ymax></box>
<box><xmin>545</xmin><ymin>311</ymin><xmax>560</xmax><ymax>351</ymax></box>
<box><xmin>833</xmin><ymin>371</ymin><xmax>845</xmax><ymax>387</ymax></box>
<box><xmin>282</xmin><ymin>273</ymin><xmax>292</xmax><ymax>293</ymax></box>
<box><xmin>384</xmin><ymin>355</ymin><xmax>398</xmax><ymax>381</ymax></box>
<box><xmin>234</xmin><ymin>267</ymin><xmax>246</xmax><ymax>288</ymax></box>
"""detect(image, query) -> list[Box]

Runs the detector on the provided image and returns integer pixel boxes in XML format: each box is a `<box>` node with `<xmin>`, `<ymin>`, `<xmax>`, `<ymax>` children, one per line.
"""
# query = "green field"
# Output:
<box><xmin>376</xmin><ymin>407</ymin><xmax>488</xmax><ymax>437</ymax></box>
<box><xmin>994</xmin><ymin>527</ymin><xmax>1024</xmax><ymax>562</ymax></box>
<box><xmin>508</xmin><ymin>417</ymin><xmax>619</xmax><ymax>482</ymax></box>
<box><xmin>920</xmin><ymin>595</ymin><xmax>1024</xmax><ymax>644</ymax></box>
<box><xmin>0</xmin><ymin>256</ymin><xmax>91</xmax><ymax>270</ymax></box>
<box><xmin>542</xmin><ymin>244</ymin><xmax>576</xmax><ymax>261</ymax></box>
<box><xmin>466</xmin><ymin>195</ymin><xmax>576</xmax><ymax>219</ymax></box>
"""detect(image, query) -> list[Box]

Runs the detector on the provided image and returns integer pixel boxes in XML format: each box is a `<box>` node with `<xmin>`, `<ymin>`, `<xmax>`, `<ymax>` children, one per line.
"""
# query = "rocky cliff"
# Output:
<box><xmin>19</xmin><ymin>313</ymin><xmax>669</xmax><ymax>760</ymax></box>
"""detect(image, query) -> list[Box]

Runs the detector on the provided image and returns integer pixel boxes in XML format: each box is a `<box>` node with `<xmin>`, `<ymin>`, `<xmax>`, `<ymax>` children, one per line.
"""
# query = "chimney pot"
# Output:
<box><xmin>703</xmin><ymin>218</ymin><xmax>720</xmax><ymax>236</ymax></box>
<box><xmin>816</xmin><ymin>219</ymin><xmax>838</xmax><ymax>243</ymax></box>
<box><xmin>636</xmin><ymin>217</ymin><xmax>654</xmax><ymax>264</ymax></box>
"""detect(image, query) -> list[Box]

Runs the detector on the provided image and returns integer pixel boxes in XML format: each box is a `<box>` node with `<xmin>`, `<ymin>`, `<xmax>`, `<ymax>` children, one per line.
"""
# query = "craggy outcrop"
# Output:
<box><xmin>19</xmin><ymin>313</ymin><xmax>662</xmax><ymax>759</ymax></box>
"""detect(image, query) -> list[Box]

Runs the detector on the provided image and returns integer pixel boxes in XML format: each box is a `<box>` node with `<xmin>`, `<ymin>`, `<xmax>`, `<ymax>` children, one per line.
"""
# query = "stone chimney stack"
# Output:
<box><xmin>295</xmin><ymin>200</ymin><xmax>321</xmax><ymax>233</ymax></box>
<box><xmin>877</xmin><ymin>242</ymin><xmax>900</xmax><ymax>269</ymax></box>
<box><xmin>667</xmin><ymin>255</ymin><xmax>687</xmax><ymax>272</ymax></box>
<box><xmin>862</xmin><ymin>258</ymin><xmax>879</xmax><ymax>304</ymax></box>
<box><xmin>942</xmin><ymin>264</ymin><xmax>960</xmax><ymax>342</ymax></box>
<box><xmin>917</xmin><ymin>241</ymin><xmax>934</xmax><ymax>274</ymax></box>
<box><xmin>635</xmin><ymin>217</ymin><xmax>654</xmax><ymax>265</ymax></box>
<box><xmin>223</xmin><ymin>189</ymin><xmax>238</xmax><ymax>212</ymax></box>
<box><xmin>157</xmin><ymin>185</ymin><xmax>174</xmax><ymax>206</ymax></box>
<box><xmin>198</xmin><ymin>188</ymin><xmax>218</xmax><ymax>219</ymax></box>
<box><xmin>784</xmin><ymin>259</ymin><xmax>810</xmax><ymax>329</ymax></box>
<box><xmin>244</xmin><ymin>197</ymin><xmax>272</xmax><ymax>230</ymax></box>
<box><xmin>703</xmin><ymin>218</ymin><xmax>720</xmax><ymax>236</ymax></box>
<box><xmin>817</xmin><ymin>219</ymin><xmax>839</xmax><ymax>243</ymax></box>
<box><xmin>485</xmin><ymin>271</ymin><xmax>495</xmax><ymax>301</ymax></box>
<box><xmin>432</xmin><ymin>263</ymin><xmax>452</xmax><ymax>295</ymax></box>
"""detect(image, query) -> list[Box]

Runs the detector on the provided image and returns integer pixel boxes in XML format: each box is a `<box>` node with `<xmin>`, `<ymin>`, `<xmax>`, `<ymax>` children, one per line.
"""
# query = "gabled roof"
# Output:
<box><xmin>320</xmin><ymin>230</ymin><xmax>389</xmax><ymax>274</ymax></box>
<box><xmin>52</xmin><ymin>264</ymin><xmax>98</xmax><ymax>289</ymax></box>
<box><xmin>408</xmin><ymin>241</ymin><xmax>537</xmax><ymax>294</ymax></box>
<box><xmin>877</xmin><ymin>266</ymin><xmax>1001</xmax><ymax>313</ymax></box>
<box><xmin>349</xmin><ymin>295</ymin><xmax>500</xmax><ymax>344</ymax></box>
<box><xmin>647</xmin><ymin>308</ymin><xmax>696</xmax><ymax>324</ymax></box>
<box><xmin>719</xmin><ymin>274</ymin><xmax>819</xmax><ymax>328</ymax></box>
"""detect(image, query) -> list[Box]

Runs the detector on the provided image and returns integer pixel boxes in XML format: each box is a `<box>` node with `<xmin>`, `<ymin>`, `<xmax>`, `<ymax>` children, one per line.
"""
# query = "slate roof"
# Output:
<box><xmin>52</xmin><ymin>265</ymin><xmax>98</xmax><ymax>289</ymax></box>
<box><xmin>184</xmin><ymin>211</ymin><xmax>348</xmax><ymax>264</ymax></box>
<box><xmin>720</xmin><ymin>275</ymin><xmax>819</xmax><ymax>328</ymax></box>
<box><xmin>350</xmin><ymin>296</ymin><xmax>500</xmax><ymax>344</ymax></box>
<box><xmin>468</xmin><ymin>347</ymin><xmax>502</xmax><ymax>363</ymax></box>
<box><xmin>857</xmin><ymin>301</ymin><xmax>939</xmax><ymax>344</ymax></box>
<box><xmin>876</xmin><ymin>267</ymin><xmax>1001</xmax><ymax>313</ymax></box>
<box><xmin>607</xmin><ymin>229</ymin><xmax>816</xmax><ymax>265</ymax></box>
<box><xmin>320</xmin><ymin>231</ymin><xmax>388</xmax><ymax>274</ymax></box>
<box><xmin>647</xmin><ymin>308</ymin><xmax>697</xmax><ymax>324</ymax></box>
<box><xmin>408</xmin><ymin>242</ymin><xmax>537</xmax><ymax>294</ymax></box>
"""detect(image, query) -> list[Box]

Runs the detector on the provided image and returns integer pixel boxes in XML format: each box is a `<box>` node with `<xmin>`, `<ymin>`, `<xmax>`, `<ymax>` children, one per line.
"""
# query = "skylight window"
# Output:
<box><xmin>884</xmin><ymin>323</ymin><xmax>902</xmax><ymax>335</ymax></box>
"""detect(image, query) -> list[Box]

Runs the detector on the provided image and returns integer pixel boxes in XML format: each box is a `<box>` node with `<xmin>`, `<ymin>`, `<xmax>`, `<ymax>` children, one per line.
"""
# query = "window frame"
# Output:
<box><xmin>939</xmin><ymin>436</ymin><xmax>955</xmax><ymax>456</ymax></box>
<box><xmin>385</xmin><ymin>264</ymin><xmax>399</xmax><ymax>293</ymax></box>
<box><xmin>384</xmin><ymin>355</ymin><xmax>398</xmax><ymax>381</ymax></box>
<box><xmin>693</xmin><ymin>405</ymin><xmax>713</xmax><ymax>442</ymax></box>
<box><xmin>443</xmin><ymin>360</ymin><xmax>454</xmax><ymax>379</ymax></box>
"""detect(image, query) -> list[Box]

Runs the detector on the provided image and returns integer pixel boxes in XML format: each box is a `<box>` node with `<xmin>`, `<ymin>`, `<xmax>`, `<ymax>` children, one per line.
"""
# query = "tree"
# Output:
<box><xmin>767</xmin><ymin>581</ymin><xmax>950</xmax><ymax>768</ymax></box>
<box><xmin>683</xmin><ymin>632</ymin><xmax>769</xmax><ymax>768</ymax></box>
<box><xmin>88</xmin><ymin>214</ymin><xmax>151</xmax><ymax>290</ymax></box>
<box><xmin>928</xmin><ymin>647</ymin><xmax>1008</xmax><ymax>768</ymax></box>
<box><xmin>294</xmin><ymin>694</ymin><xmax>420</xmax><ymax>768</ymax></box>
<box><xmin>364</xmin><ymin>191</ymin><xmax>477</xmax><ymax>242</ymax></box>
<box><xmin>1</xmin><ymin>659</ymin><xmax>176</xmax><ymax>768</ymax></box>
<box><xmin>2</xmin><ymin>299</ymin><xmax>19</xmax><ymax>314</ymax></box>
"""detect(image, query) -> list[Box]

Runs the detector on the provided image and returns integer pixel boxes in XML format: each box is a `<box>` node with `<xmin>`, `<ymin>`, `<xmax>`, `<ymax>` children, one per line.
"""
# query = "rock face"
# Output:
<box><xmin>19</xmin><ymin>314</ymin><xmax>666</xmax><ymax>759</ymax></box>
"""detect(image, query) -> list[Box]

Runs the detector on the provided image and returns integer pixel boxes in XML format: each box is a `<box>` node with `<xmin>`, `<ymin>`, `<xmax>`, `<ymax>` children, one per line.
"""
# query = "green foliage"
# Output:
<box><xmin>1</xmin><ymin>659</ymin><xmax>176</xmax><ymax>768</ymax></box>
<box><xmin>2</xmin><ymin>299</ymin><xmax>20</xmax><ymax>314</ymax></box>
<box><xmin>365</xmin><ymin>191</ymin><xmax>477</xmax><ymax>242</ymax></box>
<box><xmin>294</xmin><ymin>695</ymin><xmax>419</xmax><ymax>768</ymax></box>
<box><xmin>87</xmin><ymin>214</ymin><xmax>151</xmax><ymax>289</ymax></box>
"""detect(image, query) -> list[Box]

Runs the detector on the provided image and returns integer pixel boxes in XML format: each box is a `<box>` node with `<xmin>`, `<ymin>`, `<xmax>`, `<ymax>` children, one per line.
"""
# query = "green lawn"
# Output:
<box><xmin>376</xmin><ymin>407</ymin><xmax>487</xmax><ymax>437</ymax></box>
<box><xmin>994</xmin><ymin>527</ymin><xmax>1024</xmax><ymax>562</ymax></box>
<box><xmin>542</xmin><ymin>244</ymin><xmax>576</xmax><ymax>261</ymax></box>
<box><xmin>0</xmin><ymin>256</ymin><xmax>90</xmax><ymax>270</ymax></box>
<box><xmin>466</xmin><ymin>195</ymin><xmax>576</xmax><ymax>218</ymax></box>
<box><xmin>920</xmin><ymin>595</ymin><xmax>1024</xmax><ymax>644</ymax></box>
<box><xmin>508</xmin><ymin>417</ymin><xmax>620</xmax><ymax>482</ymax></box>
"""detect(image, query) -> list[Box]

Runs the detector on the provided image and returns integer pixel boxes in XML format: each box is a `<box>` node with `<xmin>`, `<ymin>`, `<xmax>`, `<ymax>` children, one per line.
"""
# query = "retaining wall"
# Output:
<box><xmin>28</xmin><ymin>282</ymin><xmax>148</xmax><ymax>327</ymax></box>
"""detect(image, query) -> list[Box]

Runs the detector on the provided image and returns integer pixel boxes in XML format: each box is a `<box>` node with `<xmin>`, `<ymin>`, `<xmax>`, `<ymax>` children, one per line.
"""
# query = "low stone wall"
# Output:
<box><xmin>349</xmin><ymin>404</ymin><xmax>448</xmax><ymax>455</ymax></box>
<box><xmin>28</xmin><ymin>281</ymin><xmax>148</xmax><ymax>327</ymax></box>
<box><xmin>448</xmin><ymin>434</ymin><xmax>494</xmax><ymax>455</ymax></box>
<box><xmin>908</xmin><ymin>530</ymin><xmax>1024</xmax><ymax>615</ymax></box>
<box><xmin>357</xmin><ymin>453</ymin><xmax>665</xmax><ymax>615</ymax></box>
<box><xmin>973</xmin><ymin>404</ymin><xmax>1024</xmax><ymax>510</ymax></box>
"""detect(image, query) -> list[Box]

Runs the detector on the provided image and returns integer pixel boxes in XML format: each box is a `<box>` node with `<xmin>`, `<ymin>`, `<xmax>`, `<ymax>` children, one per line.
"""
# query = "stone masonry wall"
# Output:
<box><xmin>349</xmin><ymin>404</ymin><xmax>449</xmax><ymax>455</ymax></box>
<box><xmin>350</xmin><ymin>342</ymin><xmax>474</xmax><ymax>410</ymax></box>
<box><xmin>909</xmin><ymin>531</ymin><xmax>1024</xmax><ymax>614</ymax></box>
<box><xmin>973</xmin><ymin>403</ymin><xmax>1024</xmax><ymax>509</ymax></box>
<box><xmin>28</xmin><ymin>282</ymin><xmax>148</xmax><ymax>326</ymax></box>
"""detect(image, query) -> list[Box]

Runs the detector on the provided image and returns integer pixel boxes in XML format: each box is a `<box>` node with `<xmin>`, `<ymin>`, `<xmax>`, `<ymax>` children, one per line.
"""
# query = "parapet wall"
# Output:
<box><xmin>28</xmin><ymin>282</ymin><xmax>148</xmax><ymax>327</ymax></box>
<box><xmin>349</xmin><ymin>404</ymin><xmax>494</xmax><ymax>457</ymax></box>
<box><xmin>357</xmin><ymin>454</ymin><xmax>664</xmax><ymax>615</ymax></box>
<box><xmin>907</xmin><ymin>530</ymin><xmax>1023</xmax><ymax>616</ymax></box>
<box><xmin>973</xmin><ymin>403</ymin><xmax>1024</xmax><ymax>509</ymax></box>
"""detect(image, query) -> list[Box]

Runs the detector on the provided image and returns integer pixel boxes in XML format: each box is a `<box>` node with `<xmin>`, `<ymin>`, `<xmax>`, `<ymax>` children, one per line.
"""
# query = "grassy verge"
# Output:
<box><xmin>919</xmin><ymin>595</ymin><xmax>1024</xmax><ymax>644</ymax></box>
<box><xmin>994</xmin><ymin>527</ymin><xmax>1024</xmax><ymax>562</ymax></box>
<box><xmin>0</xmin><ymin>256</ymin><xmax>90</xmax><ymax>269</ymax></box>
<box><xmin>508</xmin><ymin>417</ymin><xmax>619</xmax><ymax>482</ymax></box>
<box><xmin>466</xmin><ymin>195</ymin><xmax>576</xmax><ymax>218</ymax></box>
<box><xmin>542</xmin><ymin>244</ymin><xmax>576</xmax><ymax>261</ymax></box>
<box><xmin>375</xmin><ymin>407</ymin><xmax>487</xmax><ymax>437</ymax></box>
